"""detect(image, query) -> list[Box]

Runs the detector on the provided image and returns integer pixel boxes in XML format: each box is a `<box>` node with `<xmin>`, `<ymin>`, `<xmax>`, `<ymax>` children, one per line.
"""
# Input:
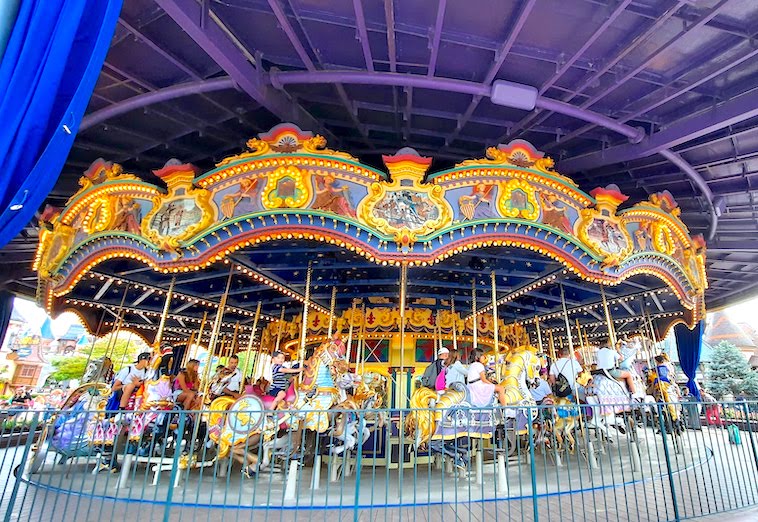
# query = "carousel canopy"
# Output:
<box><xmin>35</xmin><ymin>124</ymin><xmax>704</xmax><ymax>347</ymax></box>
<box><xmin>4</xmin><ymin>0</ymin><xmax>758</xmax><ymax>311</ymax></box>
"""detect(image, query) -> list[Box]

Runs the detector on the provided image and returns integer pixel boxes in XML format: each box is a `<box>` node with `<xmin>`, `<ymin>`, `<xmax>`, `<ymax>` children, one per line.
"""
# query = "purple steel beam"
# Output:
<box><xmin>81</xmin><ymin>77</ymin><xmax>237</xmax><ymax>131</ymax></box>
<box><xmin>443</xmin><ymin>0</ymin><xmax>536</xmax><ymax>147</ymax></box>
<box><xmin>155</xmin><ymin>0</ymin><xmax>333</xmax><ymax>141</ymax></box>
<box><xmin>426</xmin><ymin>0</ymin><xmax>446</xmax><ymax>76</ymax></box>
<box><xmin>546</xmin><ymin>0</ymin><xmax>732</xmax><ymax>147</ymax></box>
<box><xmin>559</xmin><ymin>88</ymin><xmax>758</xmax><ymax>173</ymax></box>
<box><xmin>352</xmin><ymin>0</ymin><xmax>374</xmax><ymax>72</ymax></box>
<box><xmin>269</xmin><ymin>0</ymin><xmax>371</xmax><ymax>145</ymax></box>
<box><xmin>505</xmin><ymin>0</ymin><xmax>632</xmax><ymax>138</ymax></box>
<box><xmin>270</xmin><ymin>69</ymin><xmax>717</xmax><ymax>237</ymax></box>
<box><xmin>384</xmin><ymin>0</ymin><xmax>396</xmax><ymax>73</ymax></box>
<box><xmin>503</xmin><ymin>0</ymin><xmax>688</xmax><ymax>143</ymax></box>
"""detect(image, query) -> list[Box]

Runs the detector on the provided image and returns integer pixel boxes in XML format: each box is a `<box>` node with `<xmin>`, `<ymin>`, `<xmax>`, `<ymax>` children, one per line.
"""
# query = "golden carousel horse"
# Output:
<box><xmin>405</xmin><ymin>346</ymin><xmax>542</xmax><ymax>448</ymax></box>
<box><xmin>206</xmin><ymin>337</ymin><xmax>350</xmax><ymax>471</ymax></box>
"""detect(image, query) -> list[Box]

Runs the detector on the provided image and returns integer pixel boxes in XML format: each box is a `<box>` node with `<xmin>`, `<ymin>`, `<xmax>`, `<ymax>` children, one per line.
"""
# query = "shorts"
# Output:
<box><xmin>269</xmin><ymin>387</ymin><xmax>286</xmax><ymax>397</ymax></box>
<box><xmin>608</xmin><ymin>368</ymin><xmax>624</xmax><ymax>379</ymax></box>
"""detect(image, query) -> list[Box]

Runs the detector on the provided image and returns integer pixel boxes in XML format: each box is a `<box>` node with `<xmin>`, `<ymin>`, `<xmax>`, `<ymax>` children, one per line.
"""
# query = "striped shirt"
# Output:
<box><xmin>271</xmin><ymin>364</ymin><xmax>289</xmax><ymax>390</ymax></box>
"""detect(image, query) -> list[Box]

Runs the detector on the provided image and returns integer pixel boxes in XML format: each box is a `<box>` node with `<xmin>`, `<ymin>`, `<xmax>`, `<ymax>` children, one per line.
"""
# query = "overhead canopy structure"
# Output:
<box><xmin>36</xmin><ymin>124</ymin><xmax>705</xmax><ymax>356</ymax></box>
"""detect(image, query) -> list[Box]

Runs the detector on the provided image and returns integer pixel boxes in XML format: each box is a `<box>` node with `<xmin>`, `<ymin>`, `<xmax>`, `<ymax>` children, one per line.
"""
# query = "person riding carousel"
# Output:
<box><xmin>111</xmin><ymin>352</ymin><xmax>152</xmax><ymax>411</ymax></box>
<box><xmin>595</xmin><ymin>338</ymin><xmax>637</xmax><ymax>397</ymax></box>
<box><xmin>466</xmin><ymin>348</ymin><xmax>508</xmax><ymax>407</ymax></box>
<box><xmin>549</xmin><ymin>346</ymin><xmax>583</xmax><ymax>399</ymax></box>
<box><xmin>173</xmin><ymin>358</ymin><xmax>202</xmax><ymax>410</ymax></box>
<box><xmin>209</xmin><ymin>354</ymin><xmax>243</xmax><ymax>400</ymax></box>
<box><xmin>269</xmin><ymin>350</ymin><xmax>304</xmax><ymax>410</ymax></box>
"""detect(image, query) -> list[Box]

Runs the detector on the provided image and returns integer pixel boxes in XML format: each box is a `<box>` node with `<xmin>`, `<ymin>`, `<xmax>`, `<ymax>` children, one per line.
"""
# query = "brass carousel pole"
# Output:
<box><xmin>535</xmin><ymin>315</ymin><xmax>545</xmax><ymax>355</ymax></box>
<box><xmin>200</xmin><ymin>268</ymin><xmax>234</xmax><ymax>401</ymax></box>
<box><xmin>399</xmin><ymin>262</ymin><xmax>408</xmax><ymax>405</ymax></box>
<box><xmin>105</xmin><ymin>284</ymin><xmax>130</xmax><ymax>359</ymax></box>
<box><xmin>327</xmin><ymin>286</ymin><xmax>337</xmax><ymax>339</ymax></box>
<box><xmin>357</xmin><ymin>303</ymin><xmax>367</xmax><ymax>374</ymax></box>
<box><xmin>576</xmin><ymin>319</ymin><xmax>588</xmax><ymax>365</ymax></box>
<box><xmin>154</xmin><ymin>276</ymin><xmax>176</xmax><ymax>350</ymax></box>
<box><xmin>275</xmin><ymin>306</ymin><xmax>286</xmax><ymax>352</ymax></box>
<box><xmin>600</xmin><ymin>286</ymin><xmax>617</xmax><ymax>347</ymax></box>
<box><xmin>451</xmin><ymin>297</ymin><xmax>458</xmax><ymax>352</ymax></box>
<box><xmin>298</xmin><ymin>262</ymin><xmax>313</xmax><ymax>364</ymax></box>
<box><xmin>491</xmin><ymin>271</ymin><xmax>501</xmax><ymax>380</ymax></box>
<box><xmin>190</xmin><ymin>311</ymin><xmax>209</xmax><ymax>361</ymax></box>
<box><xmin>560</xmin><ymin>282</ymin><xmax>595</xmax><ymax>467</ymax></box>
<box><xmin>345</xmin><ymin>300</ymin><xmax>357</xmax><ymax>366</ymax></box>
<box><xmin>472</xmin><ymin>280</ymin><xmax>478</xmax><ymax>350</ymax></box>
<box><xmin>548</xmin><ymin>327</ymin><xmax>556</xmax><ymax>361</ymax></box>
<box><xmin>242</xmin><ymin>302</ymin><xmax>262</xmax><ymax>384</ymax></box>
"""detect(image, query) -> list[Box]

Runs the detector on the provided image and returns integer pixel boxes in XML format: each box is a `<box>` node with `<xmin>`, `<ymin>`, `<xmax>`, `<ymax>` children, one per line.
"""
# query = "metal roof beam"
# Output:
<box><xmin>559</xmin><ymin>88</ymin><xmax>758</xmax><ymax>173</ymax></box>
<box><xmin>155</xmin><ymin>0</ymin><xmax>336</xmax><ymax>143</ymax></box>
<box><xmin>426</xmin><ymin>0</ymin><xmax>446</xmax><ymax>76</ymax></box>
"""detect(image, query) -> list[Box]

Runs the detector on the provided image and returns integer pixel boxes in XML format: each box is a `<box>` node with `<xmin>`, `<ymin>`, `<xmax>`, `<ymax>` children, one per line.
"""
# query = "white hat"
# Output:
<box><xmin>438</xmin><ymin>347</ymin><xmax>450</xmax><ymax>357</ymax></box>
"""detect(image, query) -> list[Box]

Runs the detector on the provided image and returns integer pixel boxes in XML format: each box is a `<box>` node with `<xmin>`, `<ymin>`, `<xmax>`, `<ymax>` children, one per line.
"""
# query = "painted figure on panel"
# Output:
<box><xmin>538</xmin><ymin>192</ymin><xmax>572</xmax><ymax>234</ymax></box>
<box><xmin>312</xmin><ymin>174</ymin><xmax>356</xmax><ymax>218</ymax></box>
<box><xmin>151</xmin><ymin>199</ymin><xmax>203</xmax><ymax>237</ymax></box>
<box><xmin>221</xmin><ymin>178</ymin><xmax>260</xmax><ymax>219</ymax></box>
<box><xmin>458</xmin><ymin>184</ymin><xmax>497</xmax><ymax>221</ymax></box>
<box><xmin>586</xmin><ymin>217</ymin><xmax>629</xmax><ymax>255</ymax></box>
<box><xmin>112</xmin><ymin>196</ymin><xmax>142</xmax><ymax>234</ymax></box>
<box><xmin>634</xmin><ymin>222</ymin><xmax>652</xmax><ymax>251</ymax></box>
<box><xmin>373</xmin><ymin>190</ymin><xmax>439</xmax><ymax>230</ymax></box>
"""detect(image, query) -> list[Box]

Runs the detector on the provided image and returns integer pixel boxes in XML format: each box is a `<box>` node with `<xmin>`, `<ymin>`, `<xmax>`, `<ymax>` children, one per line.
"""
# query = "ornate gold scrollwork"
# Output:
<box><xmin>261</xmin><ymin>165</ymin><xmax>313</xmax><ymax>209</ymax></box>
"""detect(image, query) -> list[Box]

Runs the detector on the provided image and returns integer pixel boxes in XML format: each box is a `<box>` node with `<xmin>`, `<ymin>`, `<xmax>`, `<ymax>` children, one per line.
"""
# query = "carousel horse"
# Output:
<box><xmin>406</xmin><ymin>347</ymin><xmax>541</xmax><ymax>463</ymax></box>
<box><xmin>581</xmin><ymin>369</ymin><xmax>638</xmax><ymax>444</ymax></box>
<box><xmin>125</xmin><ymin>375</ymin><xmax>176</xmax><ymax>455</ymax></box>
<box><xmin>82</xmin><ymin>356</ymin><xmax>114</xmax><ymax>385</ymax></box>
<box><xmin>328</xmin><ymin>372</ymin><xmax>387</xmax><ymax>456</ymax></box>
<box><xmin>28</xmin><ymin>383</ymin><xmax>116</xmax><ymax>473</ymax></box>
<box><xmin>207</xmin><ymin>338</ymin><xmax>350</xmax><ymax>473</ymax></box>
<box><xmin>540</xmin><ymin>395</ymin><xmax>579</xmax><ymax>453</ymax></box>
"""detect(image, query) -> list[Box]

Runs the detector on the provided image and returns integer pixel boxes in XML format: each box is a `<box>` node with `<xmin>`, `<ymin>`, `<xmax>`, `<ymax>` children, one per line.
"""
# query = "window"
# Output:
<box><xmin>19</xmin><ymin>365</ymin><xmax>36</xmax><ymax>378</ymax></box>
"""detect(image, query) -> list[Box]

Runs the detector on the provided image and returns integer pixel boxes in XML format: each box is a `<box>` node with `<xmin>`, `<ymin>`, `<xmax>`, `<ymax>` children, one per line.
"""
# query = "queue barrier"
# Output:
<box><xmin>1</xmin><ymin>400</ymin><xmax>757</xmax><ymax>521</ymax></box>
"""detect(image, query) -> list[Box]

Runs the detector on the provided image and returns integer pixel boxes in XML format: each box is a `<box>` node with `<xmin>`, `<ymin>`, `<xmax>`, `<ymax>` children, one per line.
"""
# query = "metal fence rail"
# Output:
<box><xmin>1</xmin><ymin>400</ymin><xmax>757</xmax><ymax>521</ymax></box>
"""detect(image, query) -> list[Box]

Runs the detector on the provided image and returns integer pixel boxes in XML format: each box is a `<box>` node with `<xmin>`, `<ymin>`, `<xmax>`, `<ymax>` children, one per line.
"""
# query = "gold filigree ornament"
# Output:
<box><xmin>261</xmin><ymin>165</ymin><xmax>313</xmax><ymax>209</ymax></box>
<box><xmin>497</xmin><ymin>178</ymin><xmax>540</xmax><ymax>220</ymax></box>
<box><xmin>36</xmin><ymin>219</ymin><xmax>75</xmax><ymax>280</ymax></box>
<box><xmin>141</xmin><ymin>162</ymin><xmax>217</xmax><ymax>250</ymax></box>
<box><xmin>576</xmin><ymin>186</ymin><xmax>633</xmax><ymax>267</ymax></box>
<box><xmin>357</xmin><ymin>149</ymin><xmax>453</xmax><ymax>246</ymax></box>
<box><xmin>652</xmin><ymin>222</ymin><xmax>676</xmax><ymax>256</ymax></box>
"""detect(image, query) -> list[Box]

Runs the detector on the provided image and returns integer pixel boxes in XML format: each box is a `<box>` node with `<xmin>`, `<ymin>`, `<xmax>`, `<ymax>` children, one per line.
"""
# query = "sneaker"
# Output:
<box><xmin>242</xmin><ymin>466</ymin><xmax>257</xmax><ymax>479</ymax></box>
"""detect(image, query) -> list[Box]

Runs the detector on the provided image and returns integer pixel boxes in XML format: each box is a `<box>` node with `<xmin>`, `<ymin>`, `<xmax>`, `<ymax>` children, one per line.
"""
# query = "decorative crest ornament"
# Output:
<box><xmin>357</xmin><ymin>148</ymin><xmax>453</xmax><ymax>245</ymax></box>
<box><xmin>142</xmin><ymin>160</ymin><xmax>216</xmax><ymax>250</ymax></box>
<box><xmin>577</xmin><ymin>185</ymin><xmax>633</xmax><ymax>266</ymax></box>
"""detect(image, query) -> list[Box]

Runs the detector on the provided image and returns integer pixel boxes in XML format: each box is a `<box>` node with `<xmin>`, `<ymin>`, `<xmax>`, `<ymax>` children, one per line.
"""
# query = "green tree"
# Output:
<box><xmin>49</xmin><ymin>332</ymin><xmax>149</xmax><ymax>382</ymax></box>
<box><xmin>706</xmin><ymin>341</ymin><xmax>755</xmax><ymax>398</ymax></box>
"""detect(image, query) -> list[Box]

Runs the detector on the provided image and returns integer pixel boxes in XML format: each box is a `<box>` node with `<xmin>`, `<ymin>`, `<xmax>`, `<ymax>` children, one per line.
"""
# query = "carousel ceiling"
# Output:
<box><xmin>4</xmin><ymin>0</ymin><xmax>758</xmax><ymax>310</ymax></box>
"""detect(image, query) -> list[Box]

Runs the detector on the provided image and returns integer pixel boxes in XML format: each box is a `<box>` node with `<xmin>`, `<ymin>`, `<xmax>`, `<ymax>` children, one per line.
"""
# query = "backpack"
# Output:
<box><xmin>552</xmin><ymin>360</ymin><xmax>573</xmax><ymax>398</ymax></box>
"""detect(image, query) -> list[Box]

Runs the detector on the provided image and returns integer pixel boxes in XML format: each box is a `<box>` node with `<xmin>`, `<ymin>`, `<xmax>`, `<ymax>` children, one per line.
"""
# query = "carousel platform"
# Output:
<box><xmin>9</xmin><ymin>422</ymin><xmax>757</xmax><ymax>521</ymax></box>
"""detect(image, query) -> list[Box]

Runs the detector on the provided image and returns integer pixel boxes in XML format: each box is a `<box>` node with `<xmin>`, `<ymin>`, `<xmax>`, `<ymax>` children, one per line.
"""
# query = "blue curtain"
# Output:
<box><xmin>0</xmin><ymin>0</ymin><xmax>122</xmax><ymax>247</ymax></box>
<box><xmin>675</xmin><ymin>320</ymin><xmax>704</xmax><ymax>400</ymax></box>
<box><xmin>0</xmin><ymin>291</ymin><xmax>12</xmax><ymax>348</ymax></box>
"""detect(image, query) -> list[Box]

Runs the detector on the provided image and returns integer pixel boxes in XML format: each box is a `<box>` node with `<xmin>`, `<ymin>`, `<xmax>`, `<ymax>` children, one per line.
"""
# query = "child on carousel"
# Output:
<box><xmin>269</xmin><ymin>351</ymin><xmax>304</xmax><ymax>410</ymax></box>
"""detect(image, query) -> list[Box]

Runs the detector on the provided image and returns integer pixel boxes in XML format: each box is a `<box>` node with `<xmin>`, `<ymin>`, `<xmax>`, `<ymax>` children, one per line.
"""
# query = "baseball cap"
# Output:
<box><xmin>438</xmin><ymin>347</ymin><xmax>450</xmax><ymax>357</ymax></box>
<box><xmin>136</xmin><ymin>352</ymin><xmax>151</xmax><ymax>362</ymax></box>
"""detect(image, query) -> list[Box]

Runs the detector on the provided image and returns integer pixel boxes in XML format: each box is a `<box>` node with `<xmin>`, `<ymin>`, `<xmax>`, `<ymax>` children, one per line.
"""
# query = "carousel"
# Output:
<box><xmin>25</xmin><ymin>123</ymin><xmax>708</xmax><ymax>507</ymax></box>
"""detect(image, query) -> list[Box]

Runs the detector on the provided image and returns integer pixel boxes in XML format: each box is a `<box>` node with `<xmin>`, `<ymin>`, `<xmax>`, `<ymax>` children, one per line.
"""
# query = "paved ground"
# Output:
<box><xmin>1</xmin><ymin>423</ymin><xmax>757</xmax><ymax>521</ymax></box>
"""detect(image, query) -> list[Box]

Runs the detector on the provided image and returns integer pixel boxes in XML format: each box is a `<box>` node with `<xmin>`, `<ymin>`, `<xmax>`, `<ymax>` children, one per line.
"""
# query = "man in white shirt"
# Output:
<box><xmin>596</xmin><ymin>341</ymin><xmax>636</xmax><ymax>395</ymax></box>
<box><xmin>113</xmin><ymin>352</ymin><xmax>152</xmax><ymax>409</ymax></box>
<box><xmin>549</xmin><ymin>347</ymin><xmax>583</xmax><ymax>391</ymax></box>
<box><xmin>211</xmin><ymin>354</ymin><xmax>243</xmax><ymax>400</ymax></box>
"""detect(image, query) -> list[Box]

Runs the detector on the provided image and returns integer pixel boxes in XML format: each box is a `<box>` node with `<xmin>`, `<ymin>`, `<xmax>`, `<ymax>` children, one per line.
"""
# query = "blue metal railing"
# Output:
<box><xmin>1</xmin><ymin>400</ymin><xmax>757</xmax><ymax>521</ymax></box>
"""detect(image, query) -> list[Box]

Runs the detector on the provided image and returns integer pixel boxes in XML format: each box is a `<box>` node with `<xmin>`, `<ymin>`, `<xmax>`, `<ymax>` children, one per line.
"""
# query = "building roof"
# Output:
<box><xmin>704</xmin><ymin>310</ymin><xmax>756</xmax><ymax>350</ymax></box>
